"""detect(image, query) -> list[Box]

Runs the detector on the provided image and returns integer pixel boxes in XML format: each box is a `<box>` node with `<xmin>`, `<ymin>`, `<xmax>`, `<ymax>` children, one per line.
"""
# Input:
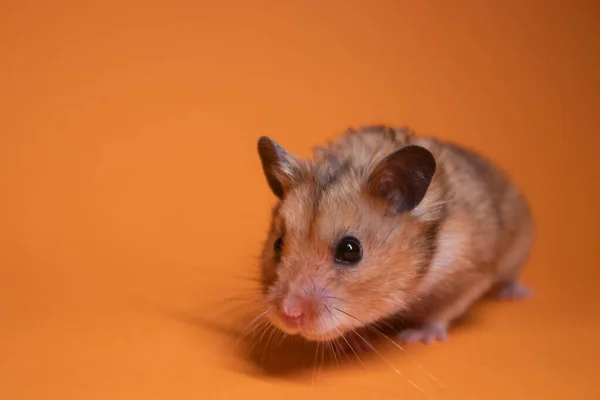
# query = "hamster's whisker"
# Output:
<box><xmin>206</xmin><ymin>290</ymin><xmax>262</xmax><ymax>311</ymax></box>
<box><xmin>313</xmin><ymin>318</ymin><xmax>330</xmax><ymax>378</ymax></box>
<box><xmin>209</xmin><ymin>292</ymin><xmax>253</xmax><ymax>302</ymax></box>
<box><xmin>215</xmin><ymin>299</ymin><xmax>263</xmax><ymax>311</ymax></box>
<box><xmin>211</xmin><ymin>293</ymin><xmax>261</xmax><ymax>306</ymax></box>
<box><xmin>234</xmin><ymin>309</ymin><xmax>269</xmax><ymax>349</ymax></box>
<box><xmin>245</xmin><ymin>318</ymin><xmax>272</xmax><ymax>356</ymax></box>
<box><xmin>383</xmin><ymin>223</ymin><xmax>397</xmax><ymax>243</ymax></box>
<box><xmin>230</xmin><ymin>285</ymin><xmax>263</xmax><ymax>292</ymax></box>
<box><xmin>333</xmin><ymin>309</ymin><xmax>397</xmax><ymax>356</ymax></box>
<box><xmin>335</xmin><ymin>307</ymin><xmax>406</xmax><ymax>352</ymax></box>
<box><xmin>349</xmin><ymin>326</ymin><xmax>427</xmax><ymax>394</ymax></box>
<box><xmin>325</xmin><ymin>340</ymin><xmax>334</xmax><ymax>364</ymax></box>
<box><xmin>259</xmin><ymin>323</ymin><xmax>278</xmax><ymax>374</ymax></box>
<box><xmin>334</xmin><ymin>308</ymin><xmax>415</xmax><ymax>381</ymax></box>
<box><xmin>319</xmin><ymin>339</ymin><xmax>326</xmax><ymax>379</ymax></box>
<box><xmin>266</xmin><ymin>323</ymin><xmax>279</xmax><ymax>349</ymax></box>
<box><xmin>239</xmin><ymin>322</ymin><xmax>266</xmax><ymax>356</ymax></box>
<box><xmin>219</xmin><ymin>271</ymin><xmax>263</xmax><ymax>283</ymax></box>
<box><xmin>332</xmin><ymin>307</ymin><xmax>368</xmax><ymax>326</ymax></box>
<box><xmin>275</xmin><ymin>328</ymin><xmax>287</xmax><ymax>346</ymax></box>
<box><xmin>245</xmin><ymin>317</ymin><xmax>270</xmax><ymax>347</ymax></box>
<box><xmin>373</xmin><ymin>318</ymin><xmax>397</xmax><ymax>332</ymax></box>
<box><xmin>366</xmin><ymin>323</ymin><xmax>445</xmax><ymax>387</ymax></box>
<box><xmin>309</xmin><ymin>276</ymin><xmax>318</xmax><ymax>293</ymax></box>
<box><xmin>365</xmin><ymin>320</ymin><xmax>443</xmax><ymax>390</ymax></box>
<box><xmin>327</xmin><ymin>339</ymin><xmax>340</xmax><ymax>366</ymax></box>
<box><xmin>366</xmin><ymin>325</ymin><xmax>406</xmax><ymax>353</ymax></box>
<box><xmin>333</xmin><ymin>308</ymin><xmax>398</xmax><ymax>347</ymax></box>
<box><xmin>336</xmin><ymin>308</ymin><xmax>441</xmax><ymax>391</ymax></box>
<box><xmin>312</xmin><ymin>341</ymin><xmax>321</xmax><ymax>384</ymax></box>
<box><xmin>210</xmin><ymin>299</ymin><xmax>263</xmax><ymax>319</ymax></box>
<box><xmin>333</xmin><ymin>335</ymin><xmax>352</xmax><ymax>364</ymax></box>
<box><xmin>325</xmin><ymin>305</ymin><xmax>366</xmax><ymax>368</ymax></box>
<box><xmin>320</xmin><ymin>280</ymin><xmax>333</xmax><ymax>293</ymax></box>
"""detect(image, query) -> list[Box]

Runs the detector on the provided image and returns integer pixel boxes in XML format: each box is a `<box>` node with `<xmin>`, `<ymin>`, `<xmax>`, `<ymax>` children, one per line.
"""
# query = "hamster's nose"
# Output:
<box><xmin>279</xmin><ymin>295</ymin><xmax>306</xmax><ymax>327</ymax></box>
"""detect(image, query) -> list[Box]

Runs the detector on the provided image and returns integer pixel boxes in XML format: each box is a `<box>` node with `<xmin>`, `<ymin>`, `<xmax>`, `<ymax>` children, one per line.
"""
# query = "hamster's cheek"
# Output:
<box><xmin>260</xmin><ymin>265</ymin><xmax>277</xmax><ymax>291</ymax></box>
<box><xmin>259</xmin><ymin>254</ymin><xmax>279</xmax><ymax>290</ymax></box>
<box><xmin>337</xmin><ymin>280</ymin><xmax>405</xmax><ymax>325</ymax></box>
<box><xmin>262</xmin><ymin>277</ymin><xmax>284</xmax><ymax>304</ymax></box>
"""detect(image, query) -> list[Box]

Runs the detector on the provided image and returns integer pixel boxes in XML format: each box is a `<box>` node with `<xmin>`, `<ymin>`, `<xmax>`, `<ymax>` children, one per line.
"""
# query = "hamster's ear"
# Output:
<box><xmin>257</xmin><ymin>136</ymin><xmax>303</xmax><ymax>199</ymax></box>
<box><xmin>366</xmin><ymin>145</ymin><xmax>436</xmax><ymax>213</ymax></box>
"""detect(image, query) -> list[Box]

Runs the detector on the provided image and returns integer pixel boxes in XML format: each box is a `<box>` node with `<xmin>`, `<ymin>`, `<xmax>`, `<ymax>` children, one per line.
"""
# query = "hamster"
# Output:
<box><xmin>256</xmin><ymin>125</ymin><xmax>533</xmax><ymax>346</ymax></box>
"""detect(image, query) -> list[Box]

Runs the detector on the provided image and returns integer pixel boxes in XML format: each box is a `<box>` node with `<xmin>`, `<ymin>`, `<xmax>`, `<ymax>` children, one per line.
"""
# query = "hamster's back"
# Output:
<box><xmin>408</xmin><ymin>135</ymin><xmax>534</xmax><ymax>317</ymax></box>
<box><xmin>315</xmin><ymin>125</ymin><xmax>533</xmax><ymax>280</ymax></box>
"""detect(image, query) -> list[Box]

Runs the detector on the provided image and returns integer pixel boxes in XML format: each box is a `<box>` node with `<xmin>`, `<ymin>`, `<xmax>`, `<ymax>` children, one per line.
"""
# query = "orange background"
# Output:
<box><xmin>1</xmin><ymin>1</ymin><xmax>599</xmax><ymax>399</ymax></box>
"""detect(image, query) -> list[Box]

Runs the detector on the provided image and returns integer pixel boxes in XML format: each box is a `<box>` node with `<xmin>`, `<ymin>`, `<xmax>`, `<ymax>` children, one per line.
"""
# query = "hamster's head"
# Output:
<box><xmin>256</xmin><ymin>135</ymin><xmax>437</xmax><ymax>342</ymax></box>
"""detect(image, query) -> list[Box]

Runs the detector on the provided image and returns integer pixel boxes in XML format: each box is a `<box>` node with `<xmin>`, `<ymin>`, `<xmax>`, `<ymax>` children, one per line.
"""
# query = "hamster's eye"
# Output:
<box><xmin>273</xmin><ymin>236</ymin><xmax>284</xmax><ymax>258</ymax></box>
<box><xmin>334</xmin><ymin>236</ymin><xmax>362</xmax><ymax>265</ymax></box>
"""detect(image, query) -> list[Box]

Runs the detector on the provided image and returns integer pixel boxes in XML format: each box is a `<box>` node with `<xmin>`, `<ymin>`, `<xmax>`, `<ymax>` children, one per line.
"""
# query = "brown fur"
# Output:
<box><xmin>257</xmin><ymin>125</ymin><xmax>534</xmax><ymax>341</ymax></box>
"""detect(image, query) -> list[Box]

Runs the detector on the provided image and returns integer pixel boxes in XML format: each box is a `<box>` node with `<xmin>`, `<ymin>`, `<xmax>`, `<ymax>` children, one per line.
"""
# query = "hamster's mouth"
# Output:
<box><xmin>299</xmin><ymin>330</ymin><xmax>345</xmax><ymax>342</ymax></box>
<box><xmin>268</xmin><ymin>314</ymin><xmax>347</xmax><ymax>342</ymax></box>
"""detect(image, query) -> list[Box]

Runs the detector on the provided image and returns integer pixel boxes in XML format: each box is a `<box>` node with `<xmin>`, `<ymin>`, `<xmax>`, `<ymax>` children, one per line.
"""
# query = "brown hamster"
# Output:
<box><xmin>256</xmin><ymin>125</ymin><xmax>533</xmax><ymax>345</ymax></box>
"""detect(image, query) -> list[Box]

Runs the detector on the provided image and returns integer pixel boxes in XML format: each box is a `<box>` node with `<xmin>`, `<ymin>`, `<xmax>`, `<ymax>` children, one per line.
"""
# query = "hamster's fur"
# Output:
<box><xmin>256</xmin><ymin>125</ymin><xmax>533</xmax><ymax>344</ymax></box>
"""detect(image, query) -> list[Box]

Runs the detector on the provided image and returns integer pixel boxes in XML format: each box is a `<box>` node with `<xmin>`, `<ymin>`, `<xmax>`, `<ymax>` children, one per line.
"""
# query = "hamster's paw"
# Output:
<box><xmin>396</xmin><ymin>323</ymin><xmax>448</xmax><ymax>345</ymax></box>
<box><xmin>496</xmin><ymin>281</ymin><xmax>533</xmax><ymax>301</ymax></box>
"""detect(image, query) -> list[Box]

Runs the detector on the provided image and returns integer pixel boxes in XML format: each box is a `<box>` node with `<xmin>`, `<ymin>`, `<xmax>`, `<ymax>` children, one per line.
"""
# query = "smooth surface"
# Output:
<box><xmin>1</xmin><ymin>1</ymin><xmax>599</xmax><ymax>399</ymax></box>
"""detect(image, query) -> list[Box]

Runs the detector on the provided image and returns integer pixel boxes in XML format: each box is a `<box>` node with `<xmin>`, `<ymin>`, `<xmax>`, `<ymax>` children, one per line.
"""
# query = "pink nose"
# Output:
<box><xmin>279</xmin><ymin>296</ymin><xmax>305</xmax><ymax>327</ymax></box>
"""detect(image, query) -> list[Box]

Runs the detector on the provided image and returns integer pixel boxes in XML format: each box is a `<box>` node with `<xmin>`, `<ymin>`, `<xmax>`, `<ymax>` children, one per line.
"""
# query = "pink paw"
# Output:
<box><xmin>497</xmin><ymin>281</ymin><xmax>533</xmax><ymax>301</ymax></box>
<box><xmin>397</xmin><ymin>323</ymin><xmax>448</xmax><ymax>345</ymax></box>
